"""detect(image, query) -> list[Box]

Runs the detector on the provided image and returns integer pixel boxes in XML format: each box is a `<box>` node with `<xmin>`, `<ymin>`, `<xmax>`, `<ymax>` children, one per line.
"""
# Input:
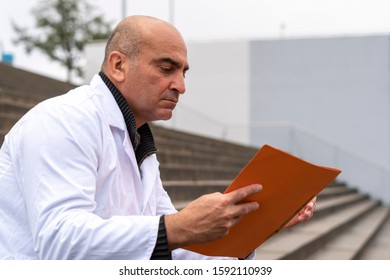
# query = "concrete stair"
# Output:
<box><xmin>1</xmin><ymin>79</ymin><xmax>389</xmax><ymax>260</ymax></box>
<box><xmin>151</xmin><ymin>124</ymin><xmax>255</xmax><ymax>182</ymax></box>
<box><xmin>0</xmin><ymin>91</ymin><xmax>41</xmax><ymax>143</ymax></box>
<box><xmin>254</xmin><ymin>185</ymin><xmax>389</xmax><ymax>259</ymax></box>
<box><xmin>151</xmin><ymin>126</ymin><xmax>390</xmax><ymax>260</ymax></box>
<box><xmin>150</xmin><ymin>124</ymin><xmax>390</xmax><ymax>259</ymax></box>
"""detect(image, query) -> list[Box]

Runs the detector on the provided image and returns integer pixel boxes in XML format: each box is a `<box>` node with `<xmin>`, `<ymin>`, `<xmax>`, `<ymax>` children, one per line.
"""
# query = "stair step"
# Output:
<box><xmin>0</xmin><ymin>112</ymin><xmax>21</xmax><ymax>131</ymax></box>
<box><xmin>0</xmin><ymin>93</ymin><xmax>36</xmax><ymax>115</ymax></box>
<box><xmin>318</xmin><ymin>185</ymin><xmax>357</xmax><ymax>199</ymax></box>
<box><xmin>159</xmin><ymin>164</ymin><xmax>241</xmax><ymax>181</ymax></box>
<box><xmin>163</xmin><ymin>180</ymin><xmax>232</xmax><ymax>203</ymax></box>
<box><xmin>155</xmin><ymin>138</ymin><xmax>256</xmax><ymax>159</ymax></box>
<box><xmin>0</xmin><ymin>91</ymin><xmax>39</xmax><ymax>106</ymax></box>
<box><xmin>164</xmin><ymin>180</ymin><xmax>230</xmax><ymax>202</ymax></box>
<box><xmin>170</xmin><ymin>183</ymin><xmax>360</xmax><ymax>213</ymax></box>
<box><xmin>254</xmin><ymin>199</ymin><xmax>379</xmax><ymax>259</ymax></box>
<box><xmin>357</xmin><ymin>206</ymin><xmax>390</xmax><ymax>259</ymax></box>
<box><xmin>173</xmin><ymin>200</ymin><xmax>192</xmax><ymax>210</ymax></box>
<box><xmin>0</xmin><ymin>130</ymin><xmax>5</xmax><ymax>145</ymax></box>
<box><xmin>307</xmin><ymin>206</ymin><xmax>390</xmax><ymax>259</ymax></box>
<box><xmin>168</xmin><ymin>181</ymin><xmax>355</xmax><ymax>209</ymax></box>
<box><xmin>152</xmin><ymin>124</ymin><xmax>257</xmax><ymax>155</ymax></box>
<box><xmin>314</xmin><ymin>192</ymin><xmax>368</xmax><ymax>217</ymax></box>
<box><xmin>156</xmin><ymin>149</ymin><xmax>250</xmax><ymax>168</ymax></box>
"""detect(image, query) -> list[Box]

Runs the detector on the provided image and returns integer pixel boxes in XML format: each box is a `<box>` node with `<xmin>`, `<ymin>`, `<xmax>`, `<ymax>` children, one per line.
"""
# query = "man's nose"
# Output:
<box><xmin>171</xmin><ymin>73</ymin><xmax>186</xmax><ymax>94</ymax></box>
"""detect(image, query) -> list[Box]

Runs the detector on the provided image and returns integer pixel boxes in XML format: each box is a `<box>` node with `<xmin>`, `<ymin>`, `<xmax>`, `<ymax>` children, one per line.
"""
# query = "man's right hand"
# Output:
<box><xmin>164</xmin><ymin>184</ymin><xmax>262</xmax><ymax>250</ymax></box>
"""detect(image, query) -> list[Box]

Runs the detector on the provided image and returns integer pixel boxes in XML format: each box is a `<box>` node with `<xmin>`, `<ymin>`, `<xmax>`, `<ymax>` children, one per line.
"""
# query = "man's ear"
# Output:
<box><xmin>106</xmin><ymin>51</ymin><xmax>127</xmax><ymax>83</ymax></box>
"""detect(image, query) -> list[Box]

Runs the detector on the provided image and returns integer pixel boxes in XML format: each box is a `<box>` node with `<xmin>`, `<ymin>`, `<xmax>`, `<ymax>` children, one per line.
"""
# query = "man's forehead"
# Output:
<box><xmin>138</xmin><ymin>21</ymin><xmax>189</xmax><ymax>69</ymax></box>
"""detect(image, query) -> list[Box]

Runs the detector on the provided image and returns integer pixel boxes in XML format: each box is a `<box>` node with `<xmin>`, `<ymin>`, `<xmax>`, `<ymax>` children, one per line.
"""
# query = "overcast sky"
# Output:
<box><xmin>1</xmin><ymin>0</ymin><xmax>390</xmax><ymax>82</ymax></box>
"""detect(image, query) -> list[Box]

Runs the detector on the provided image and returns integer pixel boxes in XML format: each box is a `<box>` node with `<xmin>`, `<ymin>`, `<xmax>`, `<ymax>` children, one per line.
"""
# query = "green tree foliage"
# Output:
<box><xmin>12</xmin><ymin>0</ymin><xmax>113</xmax><ymax>83</ymax></box>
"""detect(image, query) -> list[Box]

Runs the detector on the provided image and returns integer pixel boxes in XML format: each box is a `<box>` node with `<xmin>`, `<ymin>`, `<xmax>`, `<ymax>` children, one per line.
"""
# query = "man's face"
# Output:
<box><xmin>122</xmin><ymin>27</ymin><xmax>189</xmax><ymax>127</ymax></box>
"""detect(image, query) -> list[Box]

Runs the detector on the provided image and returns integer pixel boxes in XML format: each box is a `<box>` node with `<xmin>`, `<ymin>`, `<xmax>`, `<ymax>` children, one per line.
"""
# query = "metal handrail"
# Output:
<box><xmin>241</xmin><ymin>120</ymin><xmax>390</xmax><ymax>173</ymax></box>
<box><xmin>224</xmin><ymin>120</ymin><xmax>390</xmax><ymax>204</ymax></box>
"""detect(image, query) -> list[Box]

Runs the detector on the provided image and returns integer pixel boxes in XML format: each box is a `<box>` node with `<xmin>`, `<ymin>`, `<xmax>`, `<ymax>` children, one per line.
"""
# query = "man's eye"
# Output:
<box><xmin>160</xmin><ymin>66</ymin><xmax>173</xmax><ymax>73</ymax></box>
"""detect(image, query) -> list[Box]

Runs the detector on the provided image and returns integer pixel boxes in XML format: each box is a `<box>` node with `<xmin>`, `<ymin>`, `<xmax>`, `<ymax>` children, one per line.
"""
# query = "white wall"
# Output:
<box><xmin>157</xmin><ymin>40</ymin><xmax>251</xmax><ymax>144</ymax></box>
<box><xmin>247</xmin><ymin>35</ymin><xmax>390</xmax><ymax>204</ymax></box>
<box><xmin>84</xmin><ymin>41</ymin><xmax>106</xmax><ymax>83</ymax></box>
<box><xmin>249</xmin><ymin>35</ymin><xmax>390</xmax><ymax>167</ymax></box>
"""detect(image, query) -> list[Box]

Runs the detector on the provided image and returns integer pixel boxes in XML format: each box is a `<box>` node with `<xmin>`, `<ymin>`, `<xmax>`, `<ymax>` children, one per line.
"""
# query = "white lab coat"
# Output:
<box><xmin>0</xmin><ymin>75</ymin><xmax>247</xmax><ymax>260</ymax></box>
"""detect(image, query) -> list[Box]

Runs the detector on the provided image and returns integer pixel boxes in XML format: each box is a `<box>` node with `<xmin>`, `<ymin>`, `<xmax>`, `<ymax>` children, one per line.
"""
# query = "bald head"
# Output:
<box><xmin>99</xmin><ymin>15</ymin><xmax>189</xmax><ymax>127</ymax></box>
<box><xmin>101</xmin><ymin>15</ymin><xmax>184</xmax><ymax>71</ymax></box>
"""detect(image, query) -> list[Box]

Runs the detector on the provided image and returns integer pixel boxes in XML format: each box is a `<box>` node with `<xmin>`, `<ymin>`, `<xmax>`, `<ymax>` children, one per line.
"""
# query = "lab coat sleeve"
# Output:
<box><xmin>11</xmin><ymin>100</ymin><xmax>159</xmax><ymax>259</ymax></box>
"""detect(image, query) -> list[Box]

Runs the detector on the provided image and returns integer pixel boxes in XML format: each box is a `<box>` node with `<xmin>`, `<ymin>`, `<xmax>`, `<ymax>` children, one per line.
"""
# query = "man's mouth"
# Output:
<box><xmin>164</xmin><ymin>99</ymin><xmax>178</xmax><ymax>110</ymax></box>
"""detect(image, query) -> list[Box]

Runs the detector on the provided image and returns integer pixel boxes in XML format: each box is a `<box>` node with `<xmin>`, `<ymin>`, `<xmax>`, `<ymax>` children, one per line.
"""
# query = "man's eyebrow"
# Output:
<box><xmin>155</xmin><ymin>57</ymin><xmax>190</xmax><ymax>71</ymax></box>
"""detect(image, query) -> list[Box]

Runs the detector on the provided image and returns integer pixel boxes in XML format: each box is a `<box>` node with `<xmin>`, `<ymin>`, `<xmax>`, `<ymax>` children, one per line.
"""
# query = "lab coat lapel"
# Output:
<box><xmin>93</xmin><ymin>74</ymin><xmax>139</xmax><ymax>168</ymax></box>
<box><xmin>93</xmin><ymin>74</ymin><xmax>144</xmax><ymax>204</ymax></box>
<box><xmin>93</xmin><ymin>74</ymin><xmax>160</xmax><ymax>215</ymax></box>
<box><xmin>139</xmin><ymin>155</ymin><xmax>160</xmax><ymax>215</ymax></box>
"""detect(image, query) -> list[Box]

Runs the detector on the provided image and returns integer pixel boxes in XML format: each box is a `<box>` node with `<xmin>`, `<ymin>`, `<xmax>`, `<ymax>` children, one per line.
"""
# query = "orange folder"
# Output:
<box><xmin>184</xmin><ymin>144</ymin><xmax>341</xmax><ymax>258</ymax></box>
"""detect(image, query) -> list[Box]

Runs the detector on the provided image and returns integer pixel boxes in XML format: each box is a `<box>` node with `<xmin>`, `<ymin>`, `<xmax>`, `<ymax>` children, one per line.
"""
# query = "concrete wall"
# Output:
<box><xmin>247</xmin><ymin>35</ymin><xmax>390</xmax><ymax>204</ymax></box>
<box><xmin>249</xmin><ymin>35</ymin><xmax>390</xmax><ymax>167</ymax></box>
<box><xmin>157</xmin><ymin>40</ymin><xmax>251</xmax><ymax>144</ymax></box>
<box><xmin>84</xmin><ymin>41</ymin><xmax>106</xmax><ymax>83</ymax></box>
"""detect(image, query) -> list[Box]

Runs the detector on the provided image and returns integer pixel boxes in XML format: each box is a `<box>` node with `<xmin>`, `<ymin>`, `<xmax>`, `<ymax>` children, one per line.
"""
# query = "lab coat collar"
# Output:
<box><xmin>90</xmin><ymin>74</ymin><xmax>157</xmax><ymax>166</ymax></box>
<box><xmin>90</xmin><ymin>74</ymin><xmax>126</xmax><ymax>132</ymax></box>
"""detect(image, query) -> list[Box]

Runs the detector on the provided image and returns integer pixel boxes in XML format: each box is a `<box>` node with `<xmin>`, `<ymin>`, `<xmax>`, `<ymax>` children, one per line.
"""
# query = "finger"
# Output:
<box><xmin>307</xmin><ymin>201</ymin><xmax>316</xmax><ymax>212</ymax></box>
<box><xmin>312</xmin><ymin>197</ymin><xmax>317</xmax><ymax>210</ymax></box>
<box><xmin>234</xmin><ymin>201</ymin><xmax>260</xmax><ymax>216</ymax></box>
<box><xmin>301</xmin><ymin>208</ymin><xmax>314</xmax><ymax>220</ymax></box>
<box><xmin>309</xmin><ymin>197</ymin><xmax>317</xmax><ymax>209</ymax></box>
<box><xmin>225</xmin><ymin>184</ymin><xmax>262</xmax><ymax>204</ymax></box>
<box><xmin>231</xmin><ymin>215</ymin><xmax>242</xmax><ymax>226</ymax></box>
<box><xmin>302</xmin><ymin>197</ymin><xmax>316</xmax><ymax>212</ymax></box>
<box><xmin>228</xmin><ymin>202</ymin><xmax>259</xmax><ymax>229</ymax></box>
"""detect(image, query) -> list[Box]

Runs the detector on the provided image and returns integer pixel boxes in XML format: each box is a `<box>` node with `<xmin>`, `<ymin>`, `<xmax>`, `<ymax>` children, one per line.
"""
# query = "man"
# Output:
<box><xmin>0</xmin><ymin>15</ymin><xmax>315</xmax><ymax>259</ymax></box>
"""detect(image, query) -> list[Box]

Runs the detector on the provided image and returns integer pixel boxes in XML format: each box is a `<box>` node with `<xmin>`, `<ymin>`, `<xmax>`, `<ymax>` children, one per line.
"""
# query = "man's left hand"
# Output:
<box><xmin>284</xmin><ymin>196</ymin><xmax>317</xmax><ymax>228</ymax></box>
